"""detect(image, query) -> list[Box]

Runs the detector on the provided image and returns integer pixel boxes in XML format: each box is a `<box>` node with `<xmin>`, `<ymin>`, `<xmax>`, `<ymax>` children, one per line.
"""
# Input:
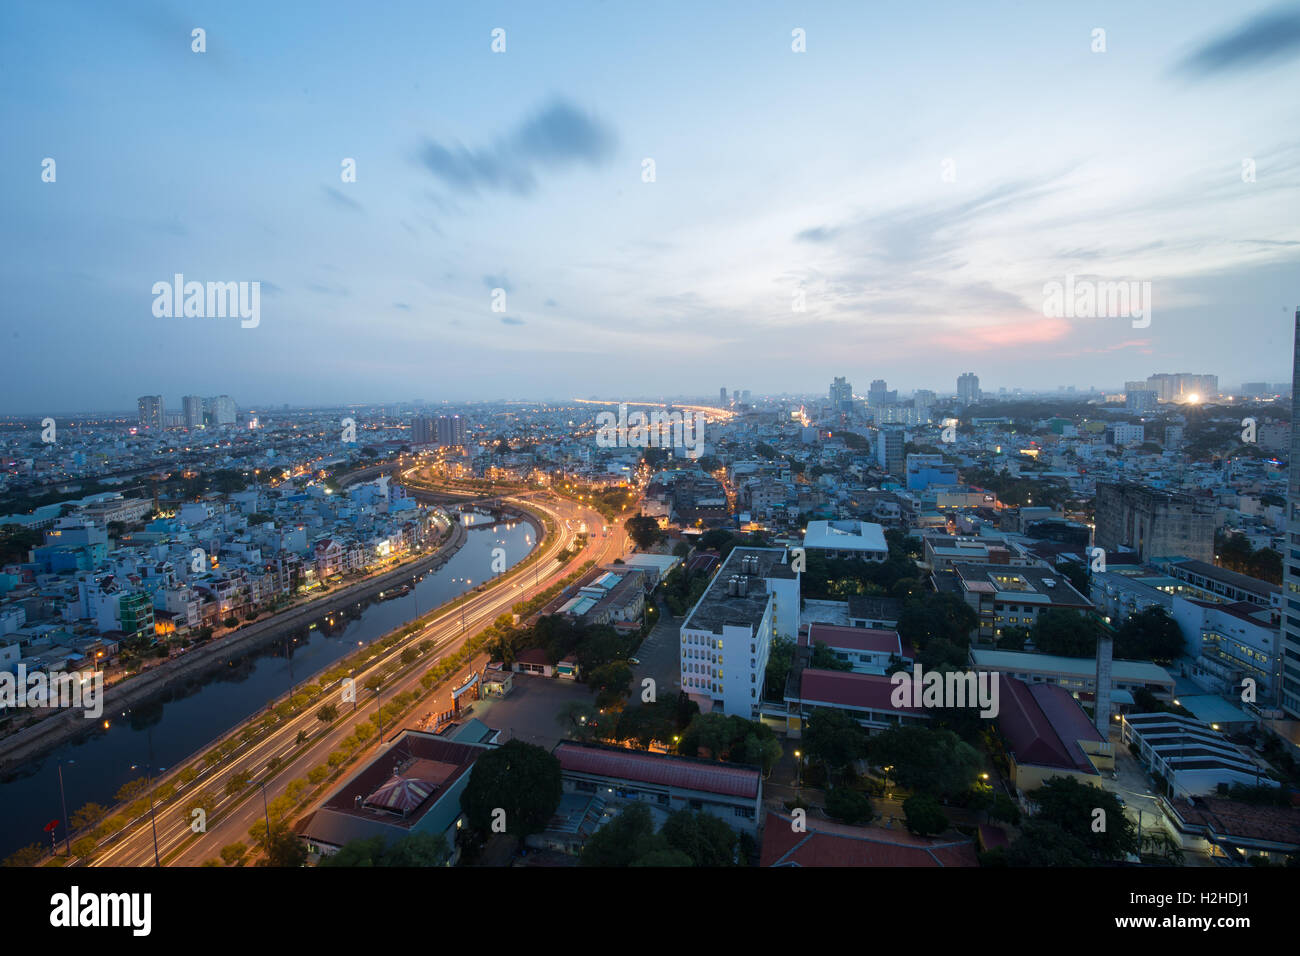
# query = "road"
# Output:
<box><xmin>89</xmin><ymin>485</ymin><xmax>625</xmax><ymax>866</ymax></box>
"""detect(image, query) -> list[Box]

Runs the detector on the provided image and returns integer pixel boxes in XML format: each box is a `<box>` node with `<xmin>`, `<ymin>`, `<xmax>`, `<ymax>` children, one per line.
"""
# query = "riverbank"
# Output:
<box><xmin>0</xmin><ymin>520</ymin><xmax>470</xmax><ymax>774</ymax></box>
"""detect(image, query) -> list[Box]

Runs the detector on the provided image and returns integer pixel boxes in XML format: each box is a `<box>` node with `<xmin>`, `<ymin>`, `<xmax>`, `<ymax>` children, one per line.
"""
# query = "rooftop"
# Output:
<box><xmin>761</xmin><ymin>812</ymin><xmax>977</xmax><ymax>866</ymax></box>
<box><xmin>970</xmin><ymin>648</ymin><xmax>1174</xmax><ymax>685</ymax></box>
<box><xmin>803</xmin><ymin>520</ymin><xmax>888</xmax><ymax>553</ymax></box>
<box><xmin>555</xmin><ymin>741</ymin><xmax>761</xmax><ymax>799</ymax></box>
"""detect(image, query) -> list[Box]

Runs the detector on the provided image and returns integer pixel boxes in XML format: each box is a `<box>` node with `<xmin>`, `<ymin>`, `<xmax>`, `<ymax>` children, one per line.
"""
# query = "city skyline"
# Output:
<box><xmin>4</xmin><ymin>1</ymin><xmax>1300</xmax><ymax>413</ymax></box>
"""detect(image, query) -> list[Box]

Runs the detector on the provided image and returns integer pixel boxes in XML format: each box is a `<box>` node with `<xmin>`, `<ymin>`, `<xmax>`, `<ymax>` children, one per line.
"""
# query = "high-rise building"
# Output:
<box><xmin>741</xmin><ymin>389</ymin><xmax>751</xmax><ymax>404</ymax></box>
<box><xmin>1125</xmin><ymin>390</ymin><xmax>1157</xmax><ymax>413</ymax></box>
<box><xmin>720</xmin><ymin>387</ymin><xmax>728</xmax><ymax>407</ymax></box>
<box><xmin>412</xmin><ymin>415</ymin><xmax>435</xmax><ymax>445</ymax></box>
<box><xmin>182</xmin><ymin>395</ymin><xmax>203</xmax><ymax>428</ymax></box>
<box><xmin>873</xmin><ymin>425</ymin><xmax>905</xmax><ymax>477</ymax></box>
<box><xmin>1280</xmin><ymin>308</ymin><xmax>1300</xmax><ymax>718</ymax></box>
<box><xmin>867</xmin><ymin>380</ymin><xmax>896</xmax><ymax>407</ymax></box>
<box><xmin>913</xmin><ymin>389</ymin><xmax>937</xmax><ymax>408</ymax></box>
<box><xmin>436</xmin><ymin>414</ymin><xmax>466</xmax><ymax>446</ymax></box>
<box><xmin>1145</xmin><ymin>373</ymin><xmax>1218</xmax><ymax>403</ymax></box>
<box><xmin>829</xmin><ymin>377</ymin><xmax>853</xmax><ymax>410</ymax></box>
<box><xmin>957</xmin><ymin>372</ymin><xmax>981</xmax><ymax>405</ymax></box>
<box><xmin>137</xmin><ymin>395</ymin><xmax>163</xmax><ymax>430</ymax></box>
<box><xmin>212</xmin><ymin>395</ymin><xmax>236</xmax><ymax>425</ymax></box>
<box><xmin>1094</xmin><ymin>482</ymin><xmax>1214</xmax><ymax>563</ymax></box>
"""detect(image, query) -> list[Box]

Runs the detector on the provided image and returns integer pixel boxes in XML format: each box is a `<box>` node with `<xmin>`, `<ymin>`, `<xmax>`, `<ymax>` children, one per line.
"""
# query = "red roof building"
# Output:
<box><xmin>761</xmin><ymin>812</ymin><xmax>978</xmax><ymax>866</ymax></box>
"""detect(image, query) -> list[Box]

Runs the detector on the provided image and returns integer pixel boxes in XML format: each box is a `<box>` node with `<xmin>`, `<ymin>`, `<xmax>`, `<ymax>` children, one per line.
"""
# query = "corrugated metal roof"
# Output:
<box><xmin>555</xmin><ymin>743</ymin><xmax>760</xmax><ymax>799</ymax></box>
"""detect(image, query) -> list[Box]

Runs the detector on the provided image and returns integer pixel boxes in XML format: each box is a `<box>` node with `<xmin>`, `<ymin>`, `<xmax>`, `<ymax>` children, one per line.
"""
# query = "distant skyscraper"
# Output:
<box><xmin>1145</xmin><ymin>372</ymin><xmax>1217</xmax><ymax>403</ymax></box>
<box><xmin>829</xmin><ymin>377</ymin><xmax>852</xmax><ymax>410</ymax></box>
<box><xmin>437</xmin><ymin>414</ymin><xmax>466</xmax><ymax>446</ymax></box>
<box><xmin>412</xmin><ymin>415</ymin><xmax>435</xmax><ymax>445</ymax></box>
<box><xmin>1281</xmin><ymin>307</ymin><xmax>1300</xmax><ymax>719</ymax></box>
<box><xmin>1125</xmin><ymin>390</ymin><xmax>1157</xmax><ymax>414</ymax></box>
<box><xmin>137</xmin><ymin>395</ymin><xmax>163</xmax><ymax>430</ymax></box>
<box><xmin>720</xmin><ymin>387</ymin><xmax>728</xmax><ymax>407</ymax></box>
<box><xmin>212</xmin><ymin>395</ymin><xmax>236</xmax><ymax>425</ymax></box>
<box><xmin>957</xmin><ymin>372</ymin><xmax>980</xmax><ymax>405</ymax></box>
<box><xmin>182</xmin><ymin>395</ymin><xmax>203</xmax><ymax>428</ymax></box>
<box><xmin>867</xmin><ymin>379</ymin><xmax>896</xmax><ymax>407</ymax></box>
<box><xmin>741</xmin><ymin>389</ymin><xmax>751</xmax><ymax>404</ymax></box>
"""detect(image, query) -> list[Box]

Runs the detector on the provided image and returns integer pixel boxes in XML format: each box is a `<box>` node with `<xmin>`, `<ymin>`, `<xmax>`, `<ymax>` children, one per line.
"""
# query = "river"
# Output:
<box><xmin>0</xmin><ymin>510</ymin><xmax>535</xmax><ymax>860</ymax></box>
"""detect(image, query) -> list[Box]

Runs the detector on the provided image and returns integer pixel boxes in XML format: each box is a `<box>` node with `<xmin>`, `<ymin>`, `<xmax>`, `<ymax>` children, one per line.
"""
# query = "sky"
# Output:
<box><xmin>2</xmin><ymin>0</ymin><xmax>1299</xmax><ymax>414</ymax></box>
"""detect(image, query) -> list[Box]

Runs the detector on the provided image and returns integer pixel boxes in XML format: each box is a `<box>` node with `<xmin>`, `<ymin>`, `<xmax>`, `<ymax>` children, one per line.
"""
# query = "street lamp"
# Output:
<box><xmin>56</xmin><ymin>759</ymin><xmax>74</xmax><ymax>857</ymax></box>
<box><xmin>794</xmin><ymin>750</ymin><xmax>802</xmax><ymax>787</ymax></box>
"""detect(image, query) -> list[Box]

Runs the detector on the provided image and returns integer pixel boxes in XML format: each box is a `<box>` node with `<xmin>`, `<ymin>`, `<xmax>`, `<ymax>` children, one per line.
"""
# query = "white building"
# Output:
<box><xmin>802</xmin><ymin>520</ymin><xmax>888</xmax><ymax>562</ymax></box>
<box><xmin>679</xmin><ymin>547</ymin><xmax>800</xmax><ymax>717</ymax></box>
<box><xmin>1122</xmin><ymin>712</ymin><xmax>1277</xmax><ymax>797</ymax></box>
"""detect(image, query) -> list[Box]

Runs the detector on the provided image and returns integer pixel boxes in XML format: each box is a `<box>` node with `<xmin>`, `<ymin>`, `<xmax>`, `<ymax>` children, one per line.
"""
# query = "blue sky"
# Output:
<box><xmin>3</xmin><ymin>0</ymin><xmax>1299</xmax><ymax>413</ymax></box>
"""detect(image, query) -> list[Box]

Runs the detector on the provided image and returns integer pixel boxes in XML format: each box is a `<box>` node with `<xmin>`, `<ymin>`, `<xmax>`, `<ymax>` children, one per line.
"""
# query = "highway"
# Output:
<box><xmin>89</xmin><ymin>481</ymin><xmax>627</xmax><ymax>866</ymax></box>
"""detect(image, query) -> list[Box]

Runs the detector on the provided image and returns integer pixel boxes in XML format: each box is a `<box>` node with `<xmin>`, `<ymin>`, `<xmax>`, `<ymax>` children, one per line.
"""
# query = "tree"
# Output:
<box><xmin>460</xmin><ymin>740</ymin><xmax>562</xmax><ymax>844</ymax></box>
<box><xmin>580</xmin><ymin>803</ymin><xmax>660</xmax><ymax>867</ymax></box>
<box><xmin>764</xmin><ymin>635</ymin><xmax>796</xmax><ymax>699</ymax></box>
<box><xmin>918</xmin><ymin>638</ymin><xmax>967</xmax><ymax>671</ymax></box>
<box><xmin>720</xmin><ymin>731</ymin><xmax>777</xmax><ymax>775</ymax></box>
<box><xmin>1031</xmin><ymin>609</ymin><xmax>1102</xmax><ymax>657</ymax></box>
<box><xmin>803</xmin><ymin>708</ymin><xmax>868</xmax><ymax>782</ymax></box>
<box><xmin>996</xmin><ymin>626</ymin><xmax>1029</xmax><ymax>651</ymax></box>
<box><xmin>251</xmin><ymin>822</ymin><xmax>307</xmax><ymax>867</ymax></box>
<box><xmin>317</xmin><ymin>703</ymin><xmax>339</xmax><ymax>723</ymax></box>
<box><xmin>624</xmin><ymin>514</ymin><xmax>663</xmax><ymax>550</ymax></box>
<box><xmin>903</xmin><ymin>793</ymin><xmax>949</xmax><ymax>835</ymax></box>
<box><xmin>1115</xmin><ymin>606</ymin><xmax>1185</xmax><ymax>663</ymax></box>
<box><xmin>70</xmin><ymin>802</ymin><xmax>109</xmax><ymax>832</ymax></box>
<box><xmin>810</xmin><ymin>641</ymin><xmax>854</xmax><ymax>672</ymax></box>
<box><xmin>220</xmin><ymin>842</ymin><xmax>248</xmax><ymax>866</ymax></box>
<box><xmin>896</xmin><ymin>593</ymin><xmax>978</xmax><ymax>651</ymax></box>
<box><xmin>1000</xmin><ymin>819</ymin><xmax>1093</xmax><ymax>867</ymax></box>
<box><xmin>1027</xmin><ymin>776</ymin><xmax>1139</xmax><ymax>863</ymax></box>
<box><xmin>556</xmin><ymin>700</ymin><xmax>601</xmax><ymax>740</ymax></box>
<box><xmin>1058</xmin><ymin>561</ymin><xmax>1089</xmax><ymax>595</ymax></box>
<box><xmin>869</xmin><ymin>726</ymin><xmax>982</xmax><ymax>799</ymax></box>
<box><xmin>588</xmin><ymin>661</ymin><xmax>633</xmax><ymax>711</ymax></box>
<box><xmin>990</xmin><ymin>793</ymin><xmax>1022</xmax><ymax>825</ymax></box>
<box><xmin>825</xmin><ymin>787</ymin><xmax>874</xmax><ymax>825</ymax></box>
<box><xmin>320</xmin><ymin>832</ymin><xmax>450</xmax><ymax>867</ymax></box>
<box><xmin>661</xmin><ymin>810</ymin><xmax>739</xmax><ymax>866</ymax></box>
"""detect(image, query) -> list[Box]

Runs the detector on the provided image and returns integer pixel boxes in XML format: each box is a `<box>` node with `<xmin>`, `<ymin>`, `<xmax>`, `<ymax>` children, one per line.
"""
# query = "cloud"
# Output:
<box><xmin>1176</xmin><ymin>6</ymin><xmax>1300</xmax><ymax>76</ymax></box>
<box><xmin>323</xmin><ymin>185</ymin><xmax>363</xmax><ymax>212</ymax></box>
<box><xmin>500</xmin><ymin>316</ymin><xmax>525</xmax><ymax>325</ymax></box>
<box><xmin>483</xmin><ymin>274</ymin><xmax>513</xmax><ymax>292</ymax></box>
<box><xmin>416</xmin><ymin>98</ymin><xmax>617</xmax><ymax>197</ymax></box>
<box><xmin>393</xmin><ymin>302</ymin><xmax>411</xmax><ymax>311</ymax></box>
<box><xmin>545</xmin><ymin>298</ymin><xmax>558</xmax><ymax>307</ymax></box>
<box><xmin>795</xmin><ymin>225</ymin><xmax>841</xmax><ymax>243</ymax></box>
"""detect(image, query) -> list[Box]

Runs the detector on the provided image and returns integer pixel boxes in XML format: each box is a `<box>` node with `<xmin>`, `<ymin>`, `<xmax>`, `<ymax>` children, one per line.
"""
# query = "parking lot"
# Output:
<box><xmin>469</xmin><ymin>672</ymin><xmax>596</xmax><ymax>749</ymax></box>
<box><xmin>630</xmin><ymin>598</ymin><xmax>682</xmax><ymax>703</ymax></box>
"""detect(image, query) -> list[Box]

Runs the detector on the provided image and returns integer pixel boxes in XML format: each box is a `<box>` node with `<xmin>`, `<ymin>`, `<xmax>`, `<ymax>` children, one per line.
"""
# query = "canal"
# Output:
<box><xmin>0</xmin><ymin>510</ymin><xmax>535</xmax><ymax>860</ymax></box>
